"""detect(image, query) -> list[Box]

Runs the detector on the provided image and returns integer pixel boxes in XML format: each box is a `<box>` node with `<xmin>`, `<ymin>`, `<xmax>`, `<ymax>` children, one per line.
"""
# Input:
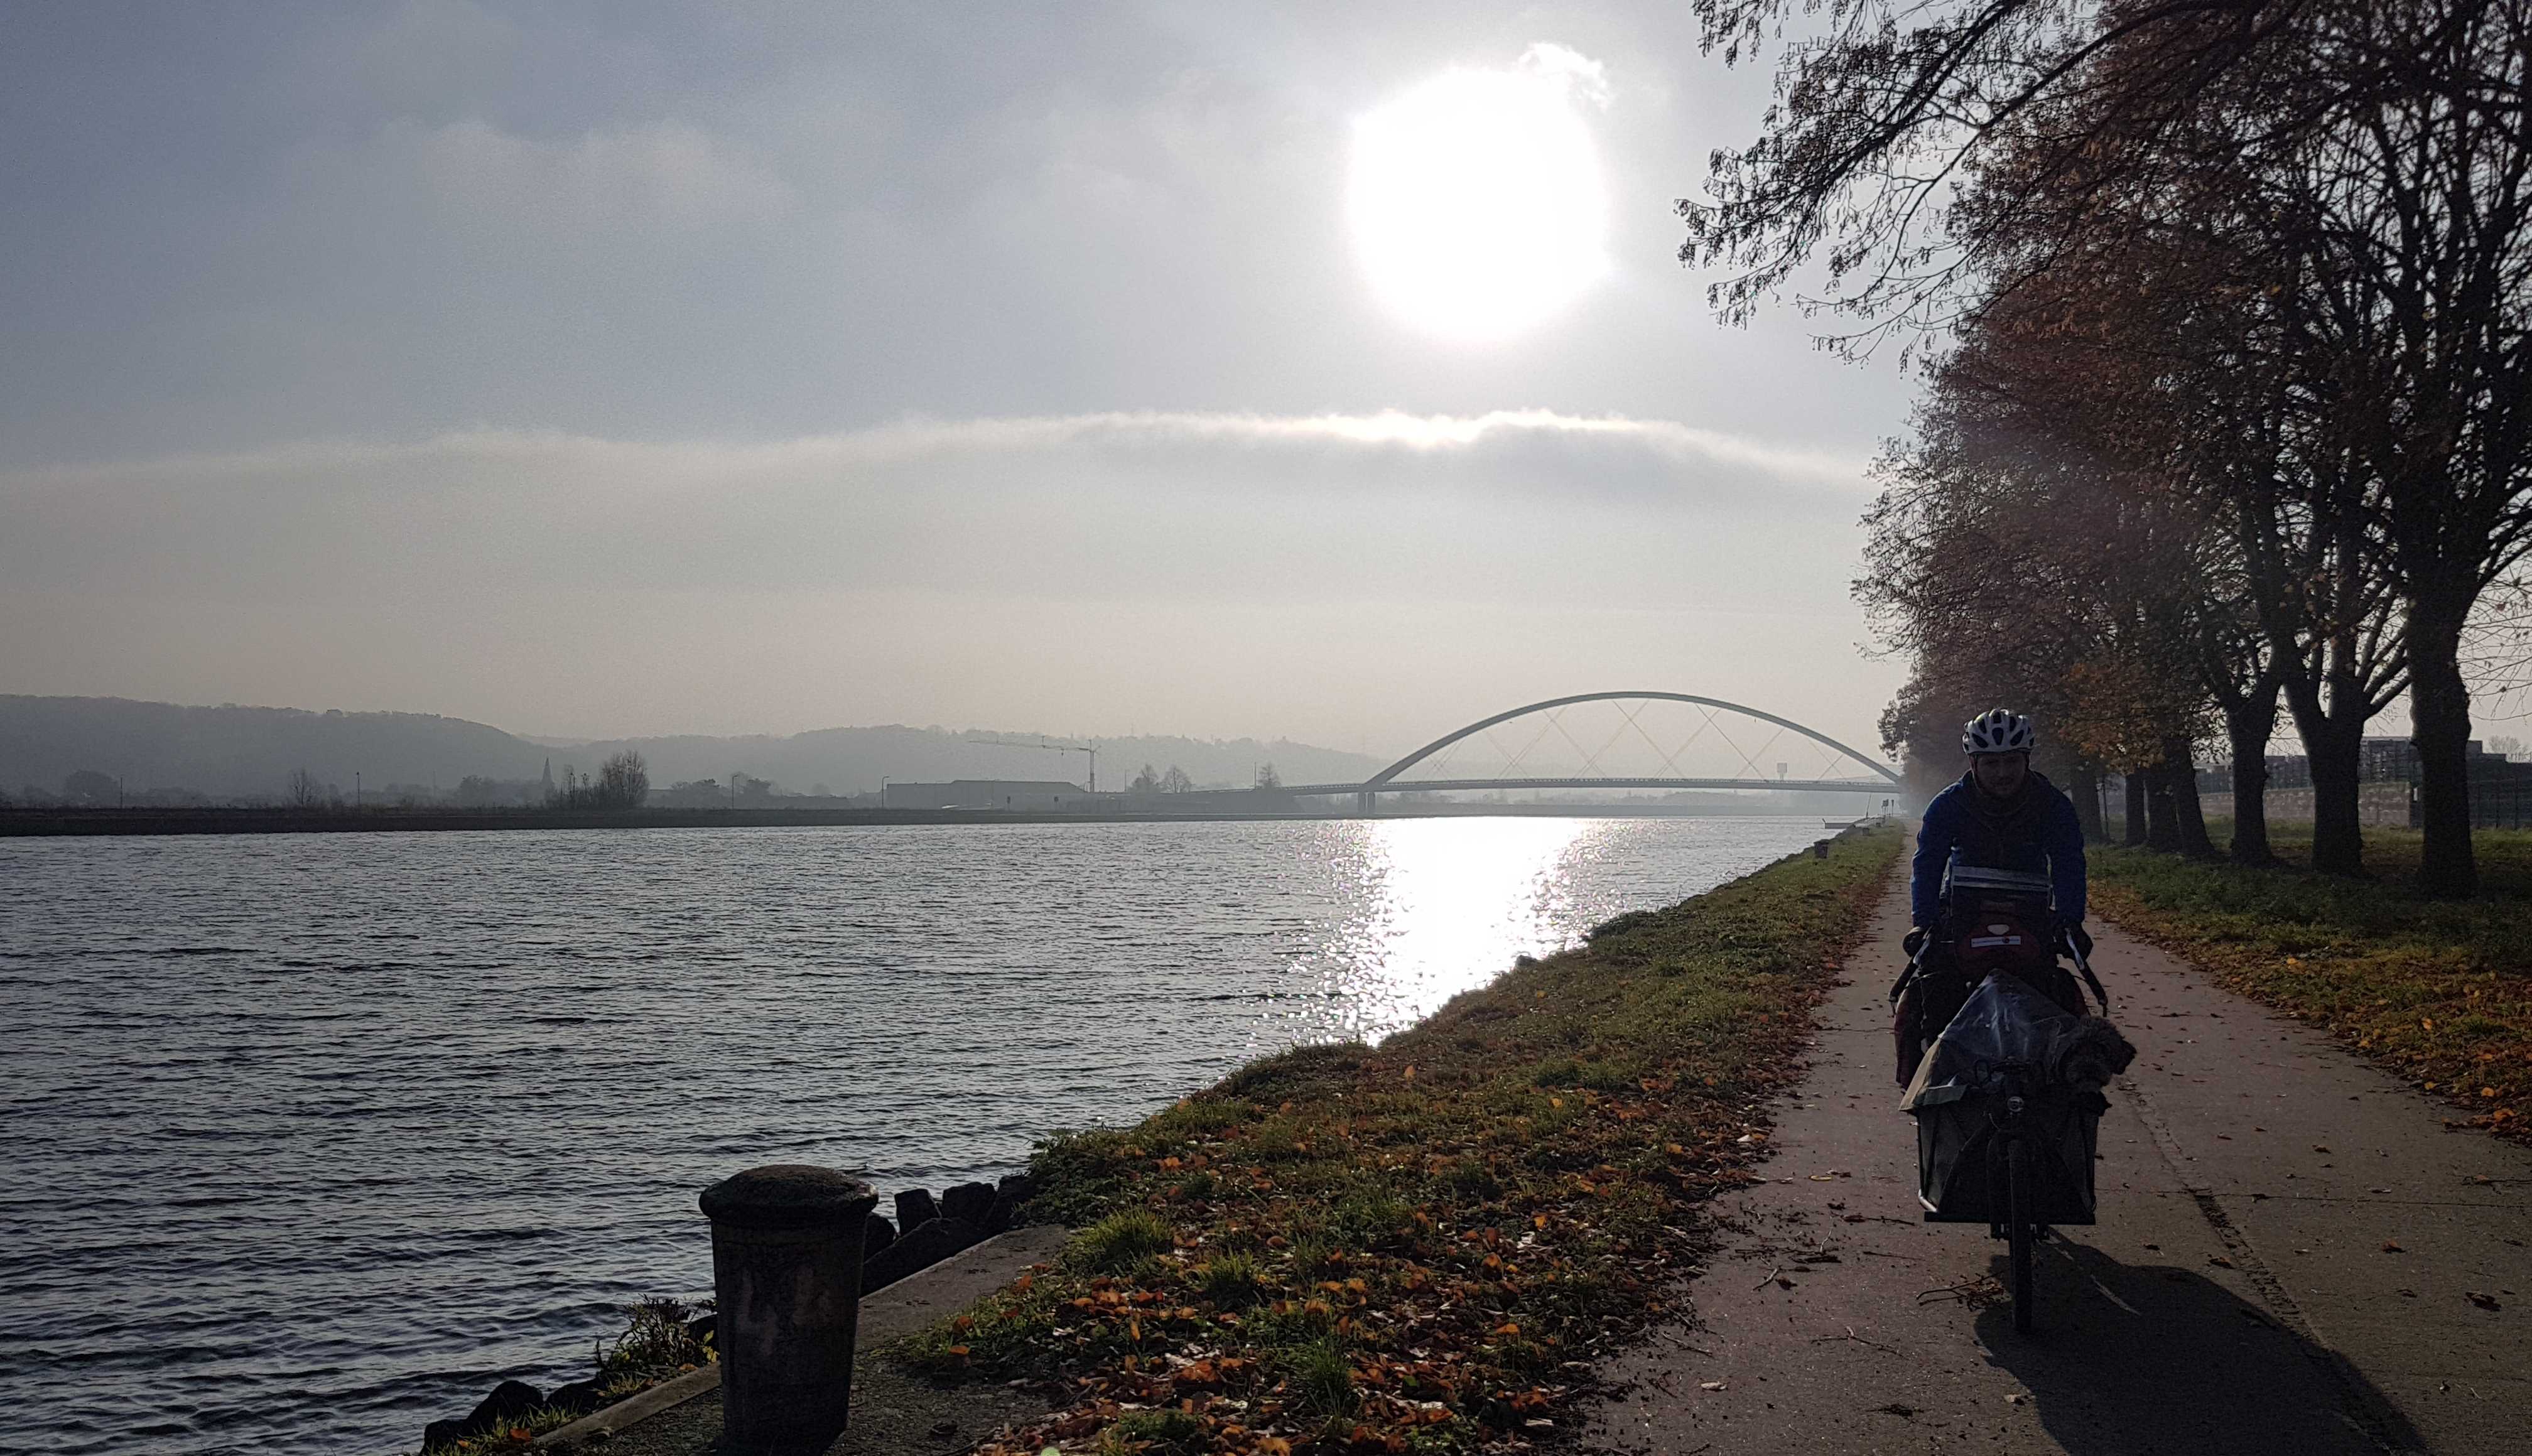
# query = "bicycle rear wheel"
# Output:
<box><xmin>2006</xmin><ymin>1136</ymin><xmax>2035</xmax><ymax>1332</ymax></box>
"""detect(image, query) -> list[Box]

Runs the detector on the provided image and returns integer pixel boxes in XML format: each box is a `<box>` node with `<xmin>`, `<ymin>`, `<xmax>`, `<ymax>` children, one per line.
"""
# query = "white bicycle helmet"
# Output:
<box><xmin>1962</xmin><ymin>707</ymin><xmax>2036</xmax><ymax>756</ymax></box>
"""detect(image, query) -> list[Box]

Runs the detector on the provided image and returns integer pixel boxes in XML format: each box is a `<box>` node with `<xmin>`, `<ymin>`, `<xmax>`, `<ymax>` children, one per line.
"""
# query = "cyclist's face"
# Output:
<box><xmin>1971</xmin><ymin>751</ymin><xmax>2029</xmax><ymax>797</ymax></box>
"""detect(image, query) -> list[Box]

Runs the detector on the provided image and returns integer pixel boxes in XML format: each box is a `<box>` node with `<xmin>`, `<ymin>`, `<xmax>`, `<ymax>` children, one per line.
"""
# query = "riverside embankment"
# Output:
<box><xmin>0</xmin><ymin>804</ymin><xmax>1844</xmax><ymax>837</ymax></box>
<box><xmin>880</xmin><ymin>826</ymin><xmax>1904</xmax><ymax>1455</ymax></box>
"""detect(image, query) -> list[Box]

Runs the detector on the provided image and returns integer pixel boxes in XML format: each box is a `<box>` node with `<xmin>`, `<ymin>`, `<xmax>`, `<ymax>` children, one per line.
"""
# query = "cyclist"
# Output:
<box><xmin>1896</xmin><ymin>708</ymin><xmax>2091</xmax><ymax>1080</ymax></box>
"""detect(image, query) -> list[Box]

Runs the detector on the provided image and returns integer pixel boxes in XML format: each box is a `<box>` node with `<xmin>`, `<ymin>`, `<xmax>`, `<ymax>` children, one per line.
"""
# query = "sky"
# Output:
<box><xmin>0</xmin><ymin>1</ymin><xmax>1920</xmax><ymax>757</ymax></box>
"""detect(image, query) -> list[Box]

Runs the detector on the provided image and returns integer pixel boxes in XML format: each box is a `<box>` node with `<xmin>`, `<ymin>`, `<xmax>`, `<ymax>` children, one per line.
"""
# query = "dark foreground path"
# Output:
<box><xmin>1590</xmin><ymin>866</ymin><xmax>2530</xmax><ymax>1455</ymax></box>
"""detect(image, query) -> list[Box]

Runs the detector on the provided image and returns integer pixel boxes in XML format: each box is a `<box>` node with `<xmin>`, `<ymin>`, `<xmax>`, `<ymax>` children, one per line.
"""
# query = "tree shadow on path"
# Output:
<box><xmin>1974</xmin><ymin>1239</ymin><xmax>2424</xmax><ymax>1455</ymax></box>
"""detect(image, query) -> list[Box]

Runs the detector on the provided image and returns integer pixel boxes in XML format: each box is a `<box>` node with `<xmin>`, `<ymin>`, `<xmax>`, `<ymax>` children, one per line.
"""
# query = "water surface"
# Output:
<box><xmin>0</xmin><ymin>816</ymin><xmax>1821</xmax><ymax>1453</ymax></box>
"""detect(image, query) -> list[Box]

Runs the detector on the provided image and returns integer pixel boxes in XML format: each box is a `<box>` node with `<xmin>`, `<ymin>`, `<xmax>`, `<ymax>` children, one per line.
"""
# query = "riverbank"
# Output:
<box><xmin>0</xmin><ymin>803</ymin><xmax>1861</xmax><ymax>836</ymax></box>
<box><xmin>2090</xmin><ymin>826</ymin><xmax>2531</xmax><ymax>1146</ymax></box>
<box><xmin>887</xmin><ymin>825</ymin><xmax>1902</xmax><ymax>1454</ymax></box>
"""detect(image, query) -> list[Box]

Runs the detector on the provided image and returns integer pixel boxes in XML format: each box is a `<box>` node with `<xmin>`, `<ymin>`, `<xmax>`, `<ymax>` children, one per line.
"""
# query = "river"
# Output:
<box><xmin>0</xmin><ymin>815</ymin><xmax>1826</xmax><ymax>1454</ymax></box>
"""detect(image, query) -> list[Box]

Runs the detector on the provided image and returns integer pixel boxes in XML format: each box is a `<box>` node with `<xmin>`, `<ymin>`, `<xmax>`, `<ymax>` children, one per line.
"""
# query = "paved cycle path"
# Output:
<box><xmin>1589</xmin><ymin>867</ymin><xmax>2530</xmax><ymax>1455</ymax></box>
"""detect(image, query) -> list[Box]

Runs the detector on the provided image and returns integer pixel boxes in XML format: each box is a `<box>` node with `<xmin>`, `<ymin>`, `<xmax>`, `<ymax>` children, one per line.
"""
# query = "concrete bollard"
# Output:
<box><xmin>699</xmin><ymin>1164</ymin><xmax>880</xmax><ymax>1453</ymax></box>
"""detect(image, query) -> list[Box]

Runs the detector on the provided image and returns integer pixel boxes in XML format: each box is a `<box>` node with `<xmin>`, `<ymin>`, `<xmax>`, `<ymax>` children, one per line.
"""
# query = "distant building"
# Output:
<box><xmin>882</xmin><ymin>779</ymin><xmax>1089</xmax><ymax>811</ymax></box>
<box><xmin>2198</xmin><ymin>735</ymin><xmax>2501</xmax><ymax>792</ymax></box>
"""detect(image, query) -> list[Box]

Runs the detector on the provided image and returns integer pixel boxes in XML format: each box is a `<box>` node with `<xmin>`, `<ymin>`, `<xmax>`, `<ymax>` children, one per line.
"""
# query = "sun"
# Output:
<box><xmin>1348</xmin><ymin>47</ymin><xmax>1613</xmax><ymax>342</ymax></box>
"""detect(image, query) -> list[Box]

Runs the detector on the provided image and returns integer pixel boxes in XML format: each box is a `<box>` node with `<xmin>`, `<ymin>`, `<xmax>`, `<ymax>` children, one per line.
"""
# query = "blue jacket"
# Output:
<box><xmin>1910</xmin><ymin>770</ymin><xmax>2087</xmax><ymax>929</ymax></box>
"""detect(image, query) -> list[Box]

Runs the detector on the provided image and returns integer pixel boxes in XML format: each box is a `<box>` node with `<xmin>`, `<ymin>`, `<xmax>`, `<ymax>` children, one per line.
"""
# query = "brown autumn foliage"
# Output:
<box><xmin>1700</xmin><ymin>1</ymin><xmax>2532</xmax><ymax>895</ymax></box>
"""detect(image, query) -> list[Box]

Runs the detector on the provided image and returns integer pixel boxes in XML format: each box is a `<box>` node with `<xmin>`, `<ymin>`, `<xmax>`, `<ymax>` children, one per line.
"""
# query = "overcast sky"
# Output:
<box><xmin>0</xmin><ymin>1</ymin><xmax>1918</xmax><ymax>755</ymax></box>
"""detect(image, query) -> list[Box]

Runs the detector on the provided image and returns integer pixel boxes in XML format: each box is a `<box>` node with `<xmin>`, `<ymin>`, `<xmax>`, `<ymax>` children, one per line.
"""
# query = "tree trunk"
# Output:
<box><xmin>2123</xmin><ymin>772</ymin><xmax>2149</xmax><ymax>846</ymax></box>
<box><xmin>2406</xmin><ymin>591</ymin><xmax>2479</xmax><ymax>897</ymax></box>
<box><xmin>2303</xmin><ymin>718</ymin><xmax>2366</xmax><ymax>875</ymax></box>
<box><xmin>2280</xmin><ymin>668</ymin><xmax>2367</xmax><ymax>875</ymax></box>
<box><xmin>2224</xmin><ymin>682</ymin><xmax>2281</xmax><ymax>865</ymax></box>
<box><xmin>2161</xmin><ymin>737</ymin><xmax>2217</xmax><ymax>857</ymax></box>
<box><xmin>2065</xmin><ymin>760</ymin><xmax>2106</xmax><ymax>843</ymax></box>
<box><xmin>2145</xmin><ymin>761</ymin><xmax>2181</xmax><ymax>851</ymax></box>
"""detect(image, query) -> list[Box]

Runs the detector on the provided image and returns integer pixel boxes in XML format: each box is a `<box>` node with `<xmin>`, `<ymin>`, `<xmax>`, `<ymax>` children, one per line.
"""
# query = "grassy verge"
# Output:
<box><xmin>418</xmin><ymin>1301</ymin><xmax>713</xmax><ymax>1455</ymax></box>
<box><xmin>902</xmin><ymin>826</ymin><xmax>1903</xmax><ymax>1456</ymax></box>
<box><xmin>2090</xmin><ymin>824</ymin><xmax>2531</xmax><ymax>1145</ymax></box>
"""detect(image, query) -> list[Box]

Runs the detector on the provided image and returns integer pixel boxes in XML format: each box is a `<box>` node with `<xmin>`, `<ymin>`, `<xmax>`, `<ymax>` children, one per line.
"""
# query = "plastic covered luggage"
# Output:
<box><xmin>1901</xmin><ymin>974</ymin><xmax>2131</xmax><ymax>1224</ymax></box>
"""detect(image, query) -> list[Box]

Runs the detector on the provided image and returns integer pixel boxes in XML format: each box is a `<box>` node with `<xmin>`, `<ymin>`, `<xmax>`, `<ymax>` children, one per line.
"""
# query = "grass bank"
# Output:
<box><xmin>2091</xmin><ymin>825</ymin><xmax>2531</xmax><ymax>1145</ymax></box>
<box><xmin>905</xmin><ymin>826</ymin><xmax>1902</xmax><ymax>1456</ymax></box>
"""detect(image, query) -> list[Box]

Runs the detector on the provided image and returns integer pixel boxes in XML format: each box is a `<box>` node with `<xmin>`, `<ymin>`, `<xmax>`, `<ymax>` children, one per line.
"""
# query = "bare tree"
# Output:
<box><xmin>288</xmin><ymin>767</ymin><xmax>322</xmax><ymax>809</ymax></box>
<box><xmin>595</xmin><ymin>751</ymin><xmax>649</xmax><ymax>810</ymax></box>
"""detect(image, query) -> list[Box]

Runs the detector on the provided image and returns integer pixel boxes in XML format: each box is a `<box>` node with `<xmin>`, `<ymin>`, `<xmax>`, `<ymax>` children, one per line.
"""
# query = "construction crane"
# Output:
<box><xmin>967</xmin><ymin>738</ymin><xmax>1098</xmax><ymax>793</ymax></box>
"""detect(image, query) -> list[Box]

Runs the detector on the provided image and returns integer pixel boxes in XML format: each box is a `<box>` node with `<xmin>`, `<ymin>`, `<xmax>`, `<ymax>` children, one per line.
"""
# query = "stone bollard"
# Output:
<box><xmin>699</xmin><ymin>1165</ymin><xmax>880</xmax><ymax>1453</ymax></box>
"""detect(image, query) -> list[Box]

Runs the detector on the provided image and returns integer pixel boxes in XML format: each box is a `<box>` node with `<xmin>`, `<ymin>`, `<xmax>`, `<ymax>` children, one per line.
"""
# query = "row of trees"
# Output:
<box><xmin>551</xmin><ymin>752</ymin><xmax>651</xmax><ymax>811</ymax></box>
<box><xmin>1688</xmin><ymin>0</ymin><xmax>2532</xmax><ymax>893</ymax></box>
<box><xmin>1127</xmin><ymin>763</ymin><xmax>1198</xmax><ymax>794</ymax></box>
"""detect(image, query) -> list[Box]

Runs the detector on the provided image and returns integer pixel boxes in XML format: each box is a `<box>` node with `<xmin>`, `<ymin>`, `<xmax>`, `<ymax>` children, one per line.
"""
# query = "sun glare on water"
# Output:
<box><xmin>1349</xmin><ymin>45</ymin><xmax>1613</xmax><ymax>343</ymax></box>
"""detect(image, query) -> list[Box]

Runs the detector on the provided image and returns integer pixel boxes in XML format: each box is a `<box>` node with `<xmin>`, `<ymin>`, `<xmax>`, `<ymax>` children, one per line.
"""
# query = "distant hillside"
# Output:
<box><xmin>0</xmin><ymin>696</ymin><xmax>551</xmax><ymax>801</ymax></box>
<box><xmin>561</xmin><ymin>725</ymin><xmax>1382</xmax><ymax>796</ymax></box>
<box><xmin>0</xmin><ymin>696</ymin><xmax>1385</xmax><ymax>803</ymax></box>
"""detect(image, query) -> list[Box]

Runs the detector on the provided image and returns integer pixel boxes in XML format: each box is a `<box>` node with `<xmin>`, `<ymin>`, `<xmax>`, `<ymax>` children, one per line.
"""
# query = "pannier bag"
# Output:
<box><xmin>1940</xmin><ymin>864</ymin><xmax>2057</xmax><ymax>980</ymax></box>
<box><xmin>1901</xmin><ymin>974</ymin><xmax>2133</xmax><ymax>1225</ymax></box>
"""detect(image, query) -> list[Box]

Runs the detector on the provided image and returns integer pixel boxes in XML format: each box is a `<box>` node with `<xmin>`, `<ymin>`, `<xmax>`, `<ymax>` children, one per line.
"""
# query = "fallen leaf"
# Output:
<box><xmin>1701</xmin><ymin>1381</ymin><xmax>1726</xmax><ymax>1391</ymax></box>
<box><xmin>2208</xmin><ymin>1255</ymin><xmax>2235</xmax><ymax>1270</ymax></box>
<box><xmin>2381</xmin><ymin>1241</ymin><xmax>2405</xmax><ymax>1253</ymax></box>
<box><xmin>2468</xmin><ymin>1292</ymin><xmax>2502</xmax><ymax>1312</ymax></box>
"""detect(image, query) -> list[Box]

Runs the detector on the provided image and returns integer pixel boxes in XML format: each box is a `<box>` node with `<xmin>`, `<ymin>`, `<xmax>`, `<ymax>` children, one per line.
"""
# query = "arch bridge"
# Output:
<box><xmin>1280</xmin><ymin>691</ymin><xmax>1902</xmax><ymax>809</ymax></box>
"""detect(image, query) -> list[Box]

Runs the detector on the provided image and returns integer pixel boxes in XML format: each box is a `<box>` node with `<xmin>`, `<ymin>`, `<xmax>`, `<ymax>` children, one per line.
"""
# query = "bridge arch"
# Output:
<box><xmin>1364</xmin><ymin>691</ymin><xmax>1901</xmax><ymax>789</ymax></box>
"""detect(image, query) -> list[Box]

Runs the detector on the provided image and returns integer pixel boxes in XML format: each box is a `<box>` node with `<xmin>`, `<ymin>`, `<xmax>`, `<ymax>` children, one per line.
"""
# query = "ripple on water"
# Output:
<box><xmin>0</xmin><ymin>816</ymin><xmax>1821</xmax><ymax>1454</ymax></box>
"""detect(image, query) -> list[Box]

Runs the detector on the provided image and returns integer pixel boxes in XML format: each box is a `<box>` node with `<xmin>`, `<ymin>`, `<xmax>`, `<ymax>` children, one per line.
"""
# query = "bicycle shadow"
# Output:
<box><xmin>1972</xmin><ymin>1239</ymin><xmax>2423</xmax><ymax>1455</ymax></box>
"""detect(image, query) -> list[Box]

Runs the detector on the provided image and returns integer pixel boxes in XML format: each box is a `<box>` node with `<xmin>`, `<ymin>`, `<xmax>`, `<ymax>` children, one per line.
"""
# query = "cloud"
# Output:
<box><xmin>9</xmin><ymin>407</ymin><xmax>1862</xmax><ymax>498</ymax></box>
<box><xmin>1519</xmin><ymin>43</ymin><xmax>1612</xmax><ymax>109</ymax></box>
<box><xmin>389</xmin><ymin>117</ymin><xmax>796</xmax><ymax>234</ymax></box>
<box><xmin>3</xmin><ymin>412</ymin><xmax>1874</xmax><ymax>605</ymax></box>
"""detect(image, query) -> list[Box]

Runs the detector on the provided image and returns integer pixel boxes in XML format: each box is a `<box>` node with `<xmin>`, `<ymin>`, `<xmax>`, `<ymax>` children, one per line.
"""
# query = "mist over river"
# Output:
<box><xmin>2</xmin><ymin>816</ymin><xmax>1827</xmax><ymax>1454</ymax></box>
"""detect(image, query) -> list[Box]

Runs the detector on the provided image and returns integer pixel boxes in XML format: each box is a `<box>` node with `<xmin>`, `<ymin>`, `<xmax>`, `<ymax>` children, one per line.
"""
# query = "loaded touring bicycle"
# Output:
<box><xmin>1891</xmin><ymin>864</ymin><xmax>2131</xmax><ymax>1332</ymax></box>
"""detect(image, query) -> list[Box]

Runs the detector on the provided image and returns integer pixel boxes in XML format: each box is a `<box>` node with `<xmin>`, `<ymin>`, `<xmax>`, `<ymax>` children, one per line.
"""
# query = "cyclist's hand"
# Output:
<box><xmin>2062</xmin><ymin>922</ymin><xmax>2094</xmax><ymax>959</ymax></box>
<box><xmin>1903</xmin><ymin>926</ymin><xmax>1927</xmax><ymax>958</ymax></box>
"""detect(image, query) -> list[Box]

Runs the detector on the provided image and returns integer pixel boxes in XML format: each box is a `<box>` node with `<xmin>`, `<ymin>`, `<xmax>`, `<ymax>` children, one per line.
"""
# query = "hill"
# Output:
<box><xmin>0</xmin><ymin>695</ymin><xmax>1384</xmax><ymax>804</ymax></box>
